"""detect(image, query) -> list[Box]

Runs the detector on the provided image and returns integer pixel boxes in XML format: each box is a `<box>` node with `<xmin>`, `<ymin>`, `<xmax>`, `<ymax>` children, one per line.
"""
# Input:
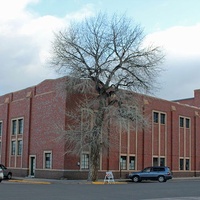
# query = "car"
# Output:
<box><xmin>129</xmin><ymin>166</ymin><xmax>172</xmax><ymax>183</ymax></box>
<box><xmin>0</xmin><ymin>169</ymin><xmax>3</xmax><ymax>182</ymax></box>
<box><xmin>0</xmin><ymin>164</ymin><xmax>12</xmax><ymax>179</ymax></box>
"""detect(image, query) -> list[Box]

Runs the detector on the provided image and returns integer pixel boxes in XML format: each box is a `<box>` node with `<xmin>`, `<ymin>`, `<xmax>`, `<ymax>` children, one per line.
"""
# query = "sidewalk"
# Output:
<box><xmin>9</xmin><ymin>177</ymin><xmax>129</xmax><ymax>185</ymax></box>
<box><xmin>8</xmin><ymin>176</ymin><xmax>200</xmax><ymax>185</ymax></box>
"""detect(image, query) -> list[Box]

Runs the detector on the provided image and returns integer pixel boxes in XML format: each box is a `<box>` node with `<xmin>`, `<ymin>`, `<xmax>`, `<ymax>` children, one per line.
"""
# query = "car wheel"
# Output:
<box><xmin>158</xmin><ymin>175</ymin><xmax>165</xmax><ymax>182</ymax></box>
<box><xmin>132</xmin><ymin>176</ymin><xmax>140</xmax><ymax>183</ymax></box>
<box><xmin>7</xmin><ymin>173</ymin><xmax>12</xmax><ymax>180</ymax></box>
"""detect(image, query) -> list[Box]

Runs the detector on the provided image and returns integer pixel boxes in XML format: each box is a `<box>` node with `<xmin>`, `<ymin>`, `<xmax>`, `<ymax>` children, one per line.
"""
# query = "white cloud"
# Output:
<box><xmin>1</xmin><ymin>0</ymin><xmax>199</xmax><ymax>101</ymax></box>
<box><xmin>146</xmin><ymin>24</ymin><xmax>200</xmax><ymax>100</ymax></box>
<box><xmin>0</xmin><ymin>0</ymin><xmax>94</xmax><ymax>95</ymax></box>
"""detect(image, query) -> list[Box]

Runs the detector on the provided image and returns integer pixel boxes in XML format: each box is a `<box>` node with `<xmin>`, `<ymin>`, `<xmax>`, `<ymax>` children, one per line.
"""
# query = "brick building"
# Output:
<box><xmin>0</xmin><ymin>77</ymin><xmax>200</xmax><ymax>179</ymax></box>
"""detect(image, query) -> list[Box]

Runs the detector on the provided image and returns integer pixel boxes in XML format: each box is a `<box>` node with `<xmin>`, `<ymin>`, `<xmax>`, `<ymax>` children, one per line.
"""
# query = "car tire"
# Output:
<box><xmin>132</xmin><ymin>176</ymin><xmax>140</xmax><ymax>183</ymax></box>
<box><xmin>7</xmin><ymin>173</ymin><xmax>12</xmax><ymax>180</ymax></box>
<box><xmin>158</xmin><ymin>175</ymin><xmax>165</xmax><ymax>182</ymax></box>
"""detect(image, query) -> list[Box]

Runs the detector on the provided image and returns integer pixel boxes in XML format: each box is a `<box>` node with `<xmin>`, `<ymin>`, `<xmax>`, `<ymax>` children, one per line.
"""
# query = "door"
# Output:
<box><xmin>30</xmin><ymin>156</ymin><xmax>36</xmax><ymax>177</ymax></box>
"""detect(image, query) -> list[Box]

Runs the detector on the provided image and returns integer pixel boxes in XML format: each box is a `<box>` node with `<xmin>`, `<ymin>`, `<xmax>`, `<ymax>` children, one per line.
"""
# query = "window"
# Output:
<box><xmin>18</xmin><ymin>119</ymin><xmax>24</xmax><ymax>134</ymax></box>
<box><xmin>0</xmin><ymin>121</ymin><xmax>2</xmax><ymax>136</ymax></box>
<box><xmin>81</xmin><ymin>153</ymin><xmax>89</xmax><ymax>169</ymax></box>
<box><xmin>153</xmin><ymin>157</ymin><xmax>165</xmax><ymax>166</ymax></box>
<box><xmin>12</xmin><ymin>118</ymin><xmax>24</xmax><ymax>135</ymax></box>
<box><xmin>17</xmin><ymin>140</ymin><xmax>22</xmax><ymax>155</ymax></box>
<box><xmin>153</xmin><ymin>112</ymin><xmax>159</xmax><ymax>123</ymax></box>
<box><xmin>160</xmin><ymin>158</ymin><xmax>165</xmax><ymax>166</ymax></box>
<box><xmin>11</xmin><ymin>141</ymin><xmax>16</xmax><ymax>155</ymax></box>
<box><xmin>12</xmin><ymin>120</ymin><xmax>17</xmax><ymax>135</ymax></box>
<box><xmin>120</xmin><ymin>156</ymin><xmax>127</xmax><ymax>170</ymax></box>
<box><xmin>186</xmin><ymin>118</ymin><xmax>190</xmax><ymax>128</ymax></box>
<box><xmin>44</xmin><ymin>152</ymin><xmax>52</xmax><ymax>169</ymax></box>
<box><xmin>180</xmin><ymin>159</ymin><xmax>184</xmax><ymax>170</ymax></box>
<box><xmin>143</xmin><ymin>167</ymin><xmax>151</xmax><ymax>172</ymax></box>
<box><xmin>180</xmin><ymin>117</ymin><xmax>184</xmax><ymax>128</ymax></box>
<box><xmin>153</xmin><ymin>157</ymin><xmax>158</xmax><ymax>166</ymax></box>
<box><xmin>129</xmin><ymin>156</ymin><xmax>135</xmax><ymax>170</ymax></box>
<box><xmin>153</xmin><ymin>112</ymin><xmax>166</xmax><ymax>124</ymax></box>
<box><xmin>153</xmin><ymin>167</ymin><xmax>165</xmax><ymax>172</ymax></box>
<box><xmin>185</xmin><ymin>159</ymin><xmax>190</xmax><ymax>170</ymax></box>
<box><xmin>160</xmin><ymin>113</ymin><xmax>166</xmax><ymax>124</ymax></box>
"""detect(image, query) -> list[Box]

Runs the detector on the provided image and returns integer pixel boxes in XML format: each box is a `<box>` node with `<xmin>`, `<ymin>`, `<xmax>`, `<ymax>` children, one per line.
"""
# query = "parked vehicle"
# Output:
<box><xmin>0</xmin><ymin>169</ymin><xmax>3</xmax><ymax>182</ymax></box>
<box><xmin>129</xmin><ymin>166</ymin><xmax>172</xmax><ymax>183</ymax></box>
<box><xmin>0</xmin><ymin>164</ymin><xmax>12</xmax><ymax>179</ymax></box>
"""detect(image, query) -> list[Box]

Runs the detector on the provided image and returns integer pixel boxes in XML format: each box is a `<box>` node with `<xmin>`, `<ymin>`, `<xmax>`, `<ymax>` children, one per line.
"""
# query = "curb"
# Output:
<box><xmin>92</xmin><ymin>181</ymin><xmax>127</xmax><ymax>184</ymax></box>
<box><xmin>8</xmin><ymin>179</ymin><xmax>51</xmax><ymax>184</ymax></box>
<box><xmin>8</xmin><ymin>179</ymin><xmax>127</xmax><ymax>185</ymax></box>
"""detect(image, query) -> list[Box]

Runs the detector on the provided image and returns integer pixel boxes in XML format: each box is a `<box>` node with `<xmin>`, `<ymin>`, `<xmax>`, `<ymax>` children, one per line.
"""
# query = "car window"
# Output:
<box><xmin>0</xmin><ymin>165</ymin><xmax>6</xmax><ymax>170</ymax></box>
<box><xmin>153</xmin><ymin>167</ymin><xmax>165</xmax><ymax>172</ymax></box>
<box><xmin>143</xmin><ymin>167</ymin><xmax>151</xmax><ymax>172</ymax></box>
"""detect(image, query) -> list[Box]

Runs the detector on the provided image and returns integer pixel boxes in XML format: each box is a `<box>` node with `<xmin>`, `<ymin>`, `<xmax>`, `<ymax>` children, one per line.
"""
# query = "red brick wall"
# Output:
<box><xmin>1</xmin><ymin>77</ymin><xmax>200</xmax><ymax>179</ymax></box>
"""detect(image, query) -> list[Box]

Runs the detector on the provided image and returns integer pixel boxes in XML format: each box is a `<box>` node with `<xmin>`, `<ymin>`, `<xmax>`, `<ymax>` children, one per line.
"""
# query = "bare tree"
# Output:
<box><xmin>50</xmin><ymin>13</ymin><xmax>164</xmax><ymax>181</ymax></box>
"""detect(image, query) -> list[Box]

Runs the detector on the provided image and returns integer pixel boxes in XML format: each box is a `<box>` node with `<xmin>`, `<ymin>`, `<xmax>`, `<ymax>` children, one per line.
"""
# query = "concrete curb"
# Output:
<box><xmin>8</xmin><ymin>179</ymin><xmax>51</xmax><ymax>184</ymax></box>
<box><xmin>8</xmin><ymin>178</ymin><xmax>128</xmax><ymax>185</ymax></box>
<box><xmin>7</xmin><ymin>177</ymin><xmax>200</xmax><ymax>185</ymax></box>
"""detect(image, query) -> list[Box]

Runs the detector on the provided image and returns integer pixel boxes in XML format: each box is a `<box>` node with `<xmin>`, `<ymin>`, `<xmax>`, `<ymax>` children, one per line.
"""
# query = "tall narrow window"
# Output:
<box><xmin>153</xmin><ymin>157</ymin><xmax>158</xmax><ymax>166</ymax></box>
<box><xmin>160</xmin><ymin>158</ymin><xmax>165</xmax><ymax>166</ymax></box>
<box><xmin>81</xmin><ymin>153</ymin><xmax>89</xmax><ymax>169</ymax></box>
<box><xmin>153</xmin><ymin>112</ymin><xmax>159</xmax><ymax>123</ymax></box>
<box><xmin>12</xmin><ymin>120</ymin><xmax>17</xmax><ymax>135</ymax></box>
<box><xmin>129</xmin><ymin>156</ymin><xmax>135</xmax><ymax>170</ymax></box>
<box><xmin>0</xmin><ymin>121</ymin><xmax>2</xmax><ymax>136</ymax></box>
<box><xmin>186</xmin><ymin>118</ymin><xmax>190</xmax><ymax>128</ymax></box>
<box><xmin>180</xmin><ymin>117</ymin><xmax>184</xmax><ymax>128</ymax></box>
<box><xmin>121</xmin><ymin>156</ymin><xmax>127</xmax><ymax>170</ymax></box>
<box><xmin>186</xmin><ymin>159</ymin><xmax>190</xmax><ymax>170</ymax></box>
<box><xmin>44</xmin><ymin>152</ymin><xmax>52</xmax><ymax>169</ymax></box>
<box><xmin>18</xmin><ymin>119</ymin><xmax>24</xmax><ymax>134</ymax></box>
<box><xmin>180</xmin><ymin>159</ymin><xmax>184</xmax><ymax>170</ymax></box>
<box><xmin>160</xmin><ymin>113</ymin><xmax>166</xmax><ymax>124</ymax></box>
<box><xmin>11</xmin><ymin>141</ymin><xmax>16</xmax><ymax>155</ymax></box>
<box><xmin>0</xmin><ymin>142</ymin><xmax>1</xmax><ymax>155</ymax></box>
<box><xmin>17</xmin><ymin>140</ymin><xmax>22</xmax><ymax>155</ymax></box>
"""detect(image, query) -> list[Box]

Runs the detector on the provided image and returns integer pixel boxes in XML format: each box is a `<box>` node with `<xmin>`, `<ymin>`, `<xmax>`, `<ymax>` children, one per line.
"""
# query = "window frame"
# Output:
<box><xmin>18</xmin><ymin>119</ymin><xmax>24</xmax><ymax>134</ymax></box>
<box><xmin>120</xmin><ymin>156</ymin><xmax>127</xmax><ymax>170</ymax></box>
<box><xmin>153</xmin><ymin>112</ymin><xmax>159</xmax><ymax>123</ymax></box>
<box><xmin>179</xmin><ymin>117</ymin><xmax>184</xmax><ymax>128</ymax></box>
<box><xmin>43</xmin><ymin>151</ymin><xmax>52</xmax><ymax>169</ymax></box>
<box><xmin>81</xmin><ymin>153</ymin><xmax>89</xmax><ymax>170</ymax></box>
<box><xmin>129</xmin><ymin>156</ymin><xmax>135</xmax><ymax>170</ymax></box>
<box><xmin>185</xmin><ymin>158</ymin><xmax>190</xmax><ymax>170</ymax></box>
<box><xmin>11</xmin><ymin>118</ymin><xmax>24</xmax><ymax>135</ymax></box>
<box><xmin>179</xmin><ymin>158</ymin><xmax>184</xmax><ymax>170</ymax></box>
<box><xmin>0</xmin><ymin>121</ymin><xmax>2</xmax><ymax>136</ymax></box>
<box><xmin>160</xmin><ymin>113</ymin><xmax>166</xmax><ymax>124</ymax></box>
<box><xmin>11</xmin><ymin>140</ymin><xmax>16</xmax><ymax>155</ymax></box>
<box><xmin>12</xmin><ymin>120</ymin><xmax>17</xmax><ymax>135</ymax></box>
<box><xmin>17</xmin><ymin>140</ymin><xmax>23</xmax><ymax>155</ymax></box>
<box><xmin>186</xmin><ymin>118</ymin><xmax>190</xmax><ymax>129</ymax></box>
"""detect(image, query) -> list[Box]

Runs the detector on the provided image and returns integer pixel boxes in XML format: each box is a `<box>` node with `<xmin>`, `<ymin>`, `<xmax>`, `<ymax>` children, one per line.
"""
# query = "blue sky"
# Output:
<box><xmin>1</xmin><ymin>0</ymin><xmax>200</xmax><ymax>100</ymax></box>
<box><xmin>27</xmin><ymin>0</ymin><xmax>200</xmax><ymax>32</ymax></box>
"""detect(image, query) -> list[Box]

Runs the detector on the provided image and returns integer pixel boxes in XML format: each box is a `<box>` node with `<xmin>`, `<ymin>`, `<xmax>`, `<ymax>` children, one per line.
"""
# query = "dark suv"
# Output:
<box><xmin>129</xmin><ymin>166</ymin><xmax>172</xmax><ymax>183</ymax></box>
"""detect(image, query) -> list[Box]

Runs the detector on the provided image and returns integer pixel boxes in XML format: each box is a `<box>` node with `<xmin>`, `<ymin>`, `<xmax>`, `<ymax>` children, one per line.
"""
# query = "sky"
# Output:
<box><xmin>1</xmin><ymin>0</ymin><xmax>200</xmax><ymax>100</ymax></box>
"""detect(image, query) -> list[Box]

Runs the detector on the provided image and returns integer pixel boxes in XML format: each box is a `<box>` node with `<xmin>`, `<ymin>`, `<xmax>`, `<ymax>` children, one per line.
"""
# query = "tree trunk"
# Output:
<box><xmin>88</xmin><ymin>138</ymin><xmax>100</xmax><ymax>181</ymax></box>
<box><xmin>88</xmin><ymin>96</ymin><xmax>106</xmax><ymax>181</ymax></box>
